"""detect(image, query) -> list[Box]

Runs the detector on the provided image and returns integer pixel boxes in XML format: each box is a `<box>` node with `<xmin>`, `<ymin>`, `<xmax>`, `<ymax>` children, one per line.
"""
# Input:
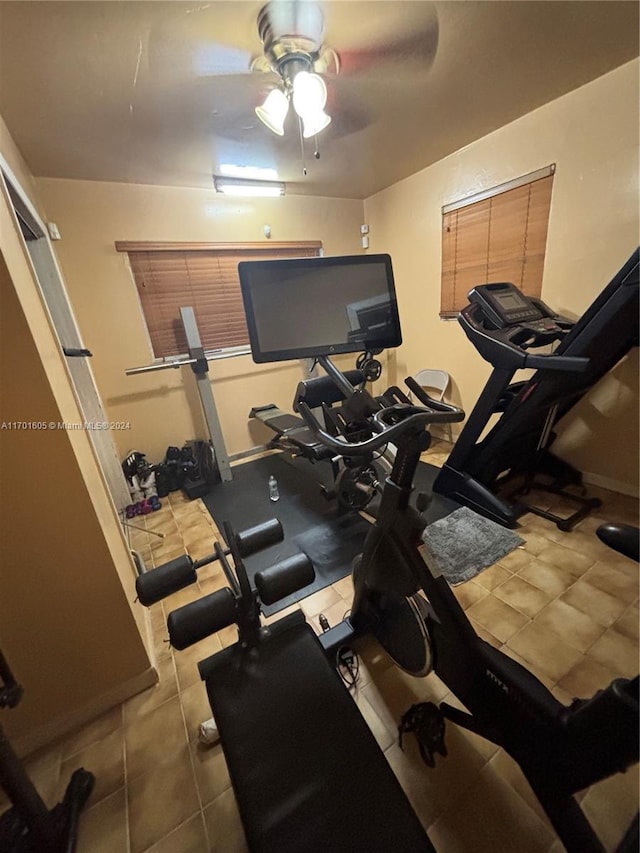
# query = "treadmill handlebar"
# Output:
<box><xmin>523</xmin><ymin>352</ymin><xmax>590</xmax><ymax>372</ymax></box>
<box><xmin>459</xmin><ymin>306</ymin><xmax>587</xmax><ymax>372</ymax></box>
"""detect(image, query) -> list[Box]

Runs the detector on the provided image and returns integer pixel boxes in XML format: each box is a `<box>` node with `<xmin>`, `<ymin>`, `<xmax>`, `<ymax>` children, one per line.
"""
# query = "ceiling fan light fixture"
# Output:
<box><xmin>292</xmin><ymin>71</ymin><xmax>326</xmax><ymax>115</ymax></box>
<box><xmin>291</xmin><ymin>70</ymin><xmax>331</xmax><ymax>138</ymax></box>
<box><xmin>300</xmin><ymin>110</ymin><xmax>331</xmax><ymax>139</ymax></box>
<box><xmin>255</xmin><ymin>88</ymin><xmax>289</xmax><ymax>136</ymax></box>
<box><xmin>213</xmin><ymin>176</ymin><xmax>285</xmax><ymax>197</ymax></box>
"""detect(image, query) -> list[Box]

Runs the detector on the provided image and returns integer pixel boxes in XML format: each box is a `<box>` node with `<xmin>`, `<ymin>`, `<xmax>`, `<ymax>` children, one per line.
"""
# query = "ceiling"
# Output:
<box><xmin>0</xmin><ymin>1</ymin><xmax>637</xmax><ymax>200</ymax></box>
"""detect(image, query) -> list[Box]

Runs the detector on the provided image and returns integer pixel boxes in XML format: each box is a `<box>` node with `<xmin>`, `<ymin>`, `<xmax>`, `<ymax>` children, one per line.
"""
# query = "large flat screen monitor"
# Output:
<box><xmin>238</xmin><ymin>253</ymin><xmax>402</xmax><ymax>363</ymax></box>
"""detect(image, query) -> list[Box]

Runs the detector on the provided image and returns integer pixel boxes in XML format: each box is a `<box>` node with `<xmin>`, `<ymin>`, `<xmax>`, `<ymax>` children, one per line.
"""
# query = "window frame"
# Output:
<box><xmin>116</xmin><ymin>240</ymin><xmax>323</xmax><ymax>361</ymax></box>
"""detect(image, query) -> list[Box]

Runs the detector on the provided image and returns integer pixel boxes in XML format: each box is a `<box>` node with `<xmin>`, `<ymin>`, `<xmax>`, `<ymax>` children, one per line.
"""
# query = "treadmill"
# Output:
<box><xmin>434</xmin><ymin>248</ymin><xmax>639</xmax><ymax>530</ymax></box>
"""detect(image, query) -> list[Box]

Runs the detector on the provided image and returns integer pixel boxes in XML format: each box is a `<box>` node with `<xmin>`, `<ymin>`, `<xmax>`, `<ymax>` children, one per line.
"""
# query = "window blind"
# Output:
<box><xmin>117</xmin><ymin>242</ymin><xmax>322</xmax><ymax>358</ymax></box>
<box><xmin>440</xmin><ymin>171</ymin><xmax>554</xmax><ymax>318</ymax></box>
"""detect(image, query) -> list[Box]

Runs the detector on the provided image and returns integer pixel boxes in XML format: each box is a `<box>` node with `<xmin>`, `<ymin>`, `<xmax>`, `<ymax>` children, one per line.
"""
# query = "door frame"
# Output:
<box><xmin>0</xmin><ymin>155</ymin><xmax>131</xmax><ymax>510</ymax></box>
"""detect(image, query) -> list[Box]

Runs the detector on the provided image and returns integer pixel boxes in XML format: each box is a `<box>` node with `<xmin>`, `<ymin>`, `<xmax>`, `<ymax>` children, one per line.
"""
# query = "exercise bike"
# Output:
<box><xmin>249</xmin><ymin>353</ymin><xmax>388</xmax><ymax>514</ymax></box>
<box><xmin>297</xmin><ymin>366</ymin><xmax>639</xmax><ymax>853</ymax></box>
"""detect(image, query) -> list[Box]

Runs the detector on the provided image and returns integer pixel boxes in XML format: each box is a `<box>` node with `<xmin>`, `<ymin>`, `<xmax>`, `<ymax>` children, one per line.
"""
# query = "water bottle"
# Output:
<box><xmin>268</xmin><ymin>474</ymin><xmax>279</xmax><ymax>502</ymax></box>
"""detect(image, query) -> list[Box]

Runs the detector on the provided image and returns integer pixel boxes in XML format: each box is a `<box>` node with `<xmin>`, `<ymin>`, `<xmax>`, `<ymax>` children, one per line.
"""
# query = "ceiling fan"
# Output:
<box><xmin>147</xmin><ymin>1</ymin><xmax>439</xmax><ymax>173</ymax></box>
<box><xmin>250</xmin><ymin>2</ymin><xmax>340</xmax><ymax>138</ymax></box>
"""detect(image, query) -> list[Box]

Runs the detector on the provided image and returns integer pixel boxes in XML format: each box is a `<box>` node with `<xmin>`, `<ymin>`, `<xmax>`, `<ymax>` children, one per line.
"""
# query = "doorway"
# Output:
<box><xmin>1</xmin><ymin>163</ymin><xmax>131</xmax><ymax>510</ymax></box>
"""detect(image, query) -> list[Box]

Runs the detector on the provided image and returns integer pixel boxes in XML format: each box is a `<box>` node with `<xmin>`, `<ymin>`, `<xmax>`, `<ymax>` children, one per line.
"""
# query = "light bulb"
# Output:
<box><xmin>292</xmin><ymin>71</ymin><xmax>331</xmax><ymax>138</ymax></box>
<box><xmin>300</xmin><ymin>111</ymin><xmax>331</xmax><ymax>138</ymax></box>
<box><xmin>292</xmin><ymin>71</ymin><xmax>327</xmax><ymax>116</ymax></box>
<box><xmin>255</xmin><ymin>88</ymin><xmax>289</xmax><ymax>136</ymax></box>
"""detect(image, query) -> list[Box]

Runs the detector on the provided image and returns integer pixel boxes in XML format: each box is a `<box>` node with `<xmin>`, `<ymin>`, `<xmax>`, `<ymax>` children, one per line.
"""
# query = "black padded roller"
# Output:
<box><xmin>236</xmin><ymin>519</ymin><xmax>284</xmax><ymax>557</ymax></box>
<box><xmin>293</xmin><ymin>369</ymin><xmax>365</xmax><ymax>411</ymax></box>
<box><xmin>167</xmin><ymin>588</ymin><xmax>237</xmax><ymax>650</ymax></box>
<box><xmin>135</xmin><ymin>555</ymin><xmax>196</xmax><ymax>607</ymax></box>
<box><xmin>255</xmin><ymin>553</ymin><xmax>315</xmax><ymax>606</ymax></box>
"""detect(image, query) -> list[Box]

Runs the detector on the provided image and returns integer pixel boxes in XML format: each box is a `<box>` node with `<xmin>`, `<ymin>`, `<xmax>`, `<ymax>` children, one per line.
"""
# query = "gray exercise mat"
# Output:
<box><xmin>421</xmin><ymin>506</ymin><xmax>525</xmax><ymax>585</ymax></box>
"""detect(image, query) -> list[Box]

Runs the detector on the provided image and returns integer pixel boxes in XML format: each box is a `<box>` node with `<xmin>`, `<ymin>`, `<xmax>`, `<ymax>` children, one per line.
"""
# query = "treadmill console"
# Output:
<box><xmin>459</xmin><ymin>282</ymin><xmax>578</xmax><ymax>370</ymax></box>
<box><xmin>467</xmin><ymin>282</ymin><xmax>567</xmax><ymax>348</ymax></box>
<box><xmin>468</xmin><ymin>282</ymin><xmax>543</xmax><ymax>329</ymax></box>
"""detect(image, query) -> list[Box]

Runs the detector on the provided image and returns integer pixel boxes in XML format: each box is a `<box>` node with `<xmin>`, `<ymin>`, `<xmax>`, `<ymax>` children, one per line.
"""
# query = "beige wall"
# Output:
<box><xmin>35</xmin><ymin>179</ymin><xmax>365</xmax><ymax>463</ymax></box>
<box><xmin>0</xmin><ymin>174</ymin><xmax>152</xmax><ymax>750</ymax></box>
<box><xmin>364</xmin><ymin>59</ymin><xmax>639</xmax><ymax>494</ymax></box>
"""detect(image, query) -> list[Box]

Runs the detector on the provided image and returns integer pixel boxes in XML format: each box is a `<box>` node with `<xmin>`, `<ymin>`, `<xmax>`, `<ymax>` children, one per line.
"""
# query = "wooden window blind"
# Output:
<box><xmin>116</xmin><ymin>241</ymin><xmax>322</xmax><ymax>358</ymax></box>
<box><xmin>440</xmin><ymin>168</ymin><xmax>554</xmax><ymax>318</ymax></box>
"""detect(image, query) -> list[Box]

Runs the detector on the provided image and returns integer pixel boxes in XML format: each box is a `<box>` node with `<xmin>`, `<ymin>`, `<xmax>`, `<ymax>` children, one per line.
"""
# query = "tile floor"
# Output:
<box><xmin>3</xmin><ymin>443</ymin><xmax>638</xmax><ymax>852</ymax></box>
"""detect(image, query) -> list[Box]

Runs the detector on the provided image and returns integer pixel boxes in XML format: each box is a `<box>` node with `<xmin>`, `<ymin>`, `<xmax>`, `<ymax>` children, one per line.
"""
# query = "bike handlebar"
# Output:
<box><xmin>297</xmin><ymin>381</ymin><xmax>464</xmax><ymax>456</ymax></box>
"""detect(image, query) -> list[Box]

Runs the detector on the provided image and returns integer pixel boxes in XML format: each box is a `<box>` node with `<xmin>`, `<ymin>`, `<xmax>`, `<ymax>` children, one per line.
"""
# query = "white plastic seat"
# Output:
<box><xmin>412</xmin><ymin>369</ymin><xmax>453</xmax><ymax>443</ymax></box>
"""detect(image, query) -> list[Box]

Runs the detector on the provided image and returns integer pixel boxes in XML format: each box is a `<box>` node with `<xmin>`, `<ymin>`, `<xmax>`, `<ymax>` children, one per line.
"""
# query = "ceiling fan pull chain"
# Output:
<box><xmin>298</xmin><ymin>115</ymin><xmax>307</xmax><ymax>176</ymax></box>
<box><xmin>314</xmin><ymin>136</ymin><xmax>320</xmax><ymax>160</ymax></box>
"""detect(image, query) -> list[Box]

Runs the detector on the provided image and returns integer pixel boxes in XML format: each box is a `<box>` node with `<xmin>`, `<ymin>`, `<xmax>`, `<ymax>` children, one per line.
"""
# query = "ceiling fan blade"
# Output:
<box><xmin>147</xmin><ymin>4</ymin><xmax>256</xmax><ymax>78</ymax></box>
<box><xmin>322</xmin><ymin>1</ymin><xmax>439</xmax><ymax>79</ymax></box>
<box><xmin>322</xmin><ymin>78</ymin><xmax>376</xmax><ymax>139</ymax></box>
<box><xmin>339</xmin><ymin>26</ymin><xmax>439</xmax><ymax>78</ymax></box>
<box><xmin>193</xmin><ymin>44</ymin><xmax>254</xmax><ymax>77</ymax></box>
<box><xmin>148</xmin><ymin>35</ymin><xmax>254</xmax><ymax>78</ymax></box>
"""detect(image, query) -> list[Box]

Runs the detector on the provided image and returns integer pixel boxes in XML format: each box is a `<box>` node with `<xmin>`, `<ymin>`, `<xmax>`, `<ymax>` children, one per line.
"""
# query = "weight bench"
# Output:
<box><xmin>199</xmin><ymin>611</ymin><xmax>432</xmax><ymax>852</ymax></box>
<box><xmin>250</xmin><ymin>368</ymin><xmax>366</xmax><ymax>463</ymax></box>
<box><xmin>136</xmin><ymin>519</ymin><xmax>433</xmax><ymax>853</ymax></box>
<box><xmin>250</xmin><ymin>404</ymin><xmax>335</xmax><ymax>461</ymax></box>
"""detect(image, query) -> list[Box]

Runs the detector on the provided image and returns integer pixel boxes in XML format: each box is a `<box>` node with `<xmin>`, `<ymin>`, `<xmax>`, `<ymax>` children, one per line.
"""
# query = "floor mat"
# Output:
<box><xmin>421</xmin><ymin>505</ymin><xmax>525</xmax><ymax>585</ymax></box>
<box><xmin>202</xmin><ymin>453</ymin><xmax>459</xmax><ymax>614</ymax></box>
<box><xmin>201</xmin><ymin>454</ymin><xmax>370</xmax><ymax>615</ymax></box>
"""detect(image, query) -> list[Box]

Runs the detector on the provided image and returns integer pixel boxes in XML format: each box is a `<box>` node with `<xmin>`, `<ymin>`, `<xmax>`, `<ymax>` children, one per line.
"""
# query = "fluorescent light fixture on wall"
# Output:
<box><xmin>213</xmin><ymin>176</ymin><xmax>285</xmax><ymax>197</ymax></box>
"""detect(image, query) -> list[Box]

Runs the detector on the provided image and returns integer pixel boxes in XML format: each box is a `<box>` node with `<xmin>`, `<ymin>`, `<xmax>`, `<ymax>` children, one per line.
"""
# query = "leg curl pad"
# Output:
<box><xmin>255</xmin><ymin>554</ymin><xmax>315</xmax><ymax>606</ymax></box>
<box><xmin>136</xmin><ymin>556</ymin><xmax>196</xmax><ymax>607</ymax></box>
<box><xmin>168</xmin><ymin>588</ymin><xmax>237</xmax><ymax>650</ymax></box>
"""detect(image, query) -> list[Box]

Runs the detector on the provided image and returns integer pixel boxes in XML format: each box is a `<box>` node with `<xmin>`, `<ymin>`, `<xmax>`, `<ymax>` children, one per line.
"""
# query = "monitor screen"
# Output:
<box><xmin>238</xmin><ymin>253</ymin><xmax>402</xmax><ymax>363</ymax></box>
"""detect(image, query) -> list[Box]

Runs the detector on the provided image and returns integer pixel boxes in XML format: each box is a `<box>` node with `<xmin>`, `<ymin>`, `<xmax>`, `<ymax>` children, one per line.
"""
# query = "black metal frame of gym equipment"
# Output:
<box><xmin>433</xmin><ymin>248</ymin><xmax>640</xmax><ymax>531</ymax></box>
<box><xmin>249</xmin><ymin>367</ymin><xmax>384</xmax><ymax>512</ymax></box>
<box><xmin>296</xmin><ymin>359</ymin><xmax>638</xmax><ymax>853</ymax></box>
<box><xmin>249</xmin><ymin>353</ymin><xmax>393</xmax><ymax>512</ymax></box>
<box><xmin>125</xmin><ymin>306</ymin><xmax>240</xmax><ymax>483</ymax></box>
<box><xmin>0</xmin><ymin>651</ymin><xmax>95</xmax><ymax>853</ymax></box>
